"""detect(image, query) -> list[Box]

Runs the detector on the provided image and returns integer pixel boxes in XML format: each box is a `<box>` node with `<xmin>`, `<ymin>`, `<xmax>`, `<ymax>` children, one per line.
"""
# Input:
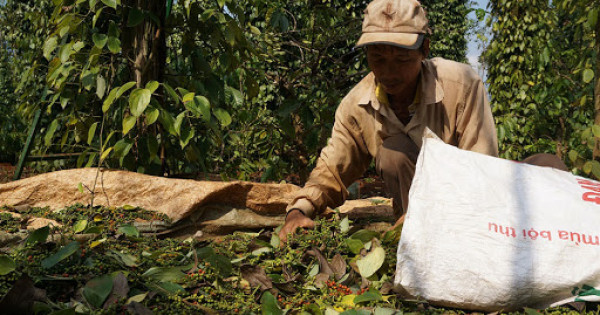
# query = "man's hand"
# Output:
<box><xmin>278</xmin><ymin>209</ymin><xmax>315</xmax><ymax>243</ymax></box>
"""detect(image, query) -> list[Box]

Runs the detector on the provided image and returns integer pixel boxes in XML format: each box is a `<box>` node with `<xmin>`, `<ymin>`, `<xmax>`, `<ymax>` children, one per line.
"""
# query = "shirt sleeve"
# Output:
<box><xmin>287</xmin><ymin>103</ymin><xmax>372</xmax><ymax>218</ymax></box>
<box><xmin>456</xmin><ymin>77</ymin><xmax>499</xmax><ymax>157</ymax></box>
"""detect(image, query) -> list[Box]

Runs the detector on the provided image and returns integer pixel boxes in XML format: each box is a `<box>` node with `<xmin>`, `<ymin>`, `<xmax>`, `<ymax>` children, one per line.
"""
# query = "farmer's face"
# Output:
<box><xmin>366</xmin><ymin>42</ymin><xmax>428</xmax><ymax>95</ymax></box>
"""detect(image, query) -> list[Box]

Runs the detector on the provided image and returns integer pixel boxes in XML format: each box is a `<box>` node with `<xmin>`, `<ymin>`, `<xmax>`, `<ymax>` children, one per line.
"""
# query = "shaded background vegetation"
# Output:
<box><xmin>0</xmin><ymin>0</ymin><xmax>598</xmax><ymax>181</ymax></box>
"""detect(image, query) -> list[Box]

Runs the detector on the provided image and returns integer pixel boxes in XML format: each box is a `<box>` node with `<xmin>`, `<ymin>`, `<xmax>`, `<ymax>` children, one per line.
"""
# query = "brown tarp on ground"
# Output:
<box><xmin>0</xmin><ymin>168</ymin><xmax>393</xmax><ymax>236</ymax></box>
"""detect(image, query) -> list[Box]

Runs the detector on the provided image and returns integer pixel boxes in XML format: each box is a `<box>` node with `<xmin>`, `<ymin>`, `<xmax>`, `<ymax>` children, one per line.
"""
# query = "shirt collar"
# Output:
<box><xmin>358</xmin><ymin>59</ymin><xmax>444</xmax><ymax>110</ymax></box>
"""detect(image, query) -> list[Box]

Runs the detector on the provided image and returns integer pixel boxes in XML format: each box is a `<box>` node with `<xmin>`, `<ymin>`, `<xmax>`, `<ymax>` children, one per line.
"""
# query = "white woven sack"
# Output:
<box><xmin>395</xmin><ymin>133</ymin><xmax>600</xmax><ymax>311</ymax></box>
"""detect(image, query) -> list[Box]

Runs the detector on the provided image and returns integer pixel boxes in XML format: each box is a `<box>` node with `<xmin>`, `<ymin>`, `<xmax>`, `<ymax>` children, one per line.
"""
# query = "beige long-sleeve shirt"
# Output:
<box><xmin>288</xmin><ymin>57</ymin><xmax>499</xmax><ymax>218</ymax></box>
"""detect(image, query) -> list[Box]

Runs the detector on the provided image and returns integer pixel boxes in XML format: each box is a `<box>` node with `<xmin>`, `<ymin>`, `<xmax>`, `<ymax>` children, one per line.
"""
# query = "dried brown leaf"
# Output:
<box><xmin>0</xmin><ymin>275</ymin><xmax>46</xmax><ymax>314</ymax></box>
<box><xmin>240</xmin><ymin>264</ymin><xmax>273</xmax><ymax>291</ymax></box>
<box><xmin>103</xmin><ymin>272</ymin><xmax>130</xmax><ymax>309</ymax></box>
<box><xmin>330</xmin><ymin>253</ymin><xmax>346</xmax><ymax>280</ymax></box>
<box><xmin>306</xmin><ymin>247</ymin><xmax>333</xmax><ymax>276</ymax></box>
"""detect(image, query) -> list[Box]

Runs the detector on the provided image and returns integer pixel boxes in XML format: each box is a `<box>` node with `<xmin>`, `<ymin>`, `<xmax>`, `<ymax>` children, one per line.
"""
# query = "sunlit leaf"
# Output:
<box><xmin>117</xmin><ymin>82</ymin><xmax>137</xmax><ymax>98</ymax></box>
<box><xmin>145</xmin><ymin>108</ymin><xmax>160</xmax><ymax>125</ymax></box>
<box><xmin>96</xmin><ymin>75</ymin><xmax>106</xmax><ymax>99</ymax></box>
<box><xmin>122</xmin><ymin>116</ymin><xmax>136</xmax><ymax>135</ymax></box>
<box><xmin>44</xmin><ymin>119</ymin><xmax>59</xmax><ymax>146</ymax></box>
<box><xmin>129</xmin><ymin>88</ymin><xmax>152</xmax><ymax>117</ymax></box>
<box><xmin>43</xmin><ymin>36</ymin><xmax>58</xmax><ymax>60</ymax></box>
<box><xmin>73</xmin><ymin>219</ymin><xmax>88</xmax><ymax>234</ymax></box>
<box><xmin>101</xmin><ymin>0</ymin><xmax>117</xmax><ymax>9</ymax></box>
<box><xmin>145</xmin><ymin>81</ymin><xmax>159</xmax><ymax>93</ymax></box>
<box><xmin>213</xmin><ymin>108</ymin><xmax>232</xmax><ymax>126</ymax></box>
<box><xmin>356</xmin><ymin>247</ymin><xmax>385</xmax><ymax>278</ymax></box>
<box><xmin>117</xmin><ymin>225</ymin><xmax>139</xmax><ymax>237</ymax></box>
<box><xmin>583</xmin><ymin>69</ymin><xmax>594</xmax><ymax>84</ymax></box>
<box><xmin>87</xmin><ymin>122</ymin><xmax>98</xmax><ymax>145</ymax></box>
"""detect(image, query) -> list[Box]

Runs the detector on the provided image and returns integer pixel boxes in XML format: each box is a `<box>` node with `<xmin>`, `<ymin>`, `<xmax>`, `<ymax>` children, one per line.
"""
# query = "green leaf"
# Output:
<box><xmin>0</xmin><ymin>256</ymin><xmax>16</xmax><ymax>275</ymax></box>
<box><xmin>345</xmin><ymin>238</ymin><xmax>363</xmax><ymax>254</ymax></box>
<box><xmin>129</xmin><ymin>88</ymin><xmax>152</xmax><ymax>117</ymax></box>
<box><xmin>27</xmin><ymin>226</ymin><xmax>50</xmax><ymax>245</ymax></box>
<box><xmin>524</xmin><ymin>308</ymin><xmax>543</xmax><ymax>315</ymax></box>
<box><xmin>179</xmin><ymin>125</ymin><xmax>194</xmax><ymax>148</ymax></box>
<box><xmin>78</xmin><ymin>182</ymin><xmax>85</xmax><ymax>193</ymax></box>
<box><xmin>162</xmin><ymin>83</ymin><xmax>180</xmax><ymax>103</ymax></box>
<box><xmin>73</xmin><ymin>219</ymin><xmax>88</xmax><ymax>233</ymax></box>
<box><xmin>103</xmin><ymin>88</ymin><xmax>118</xmax><ymax>112</ymax></box>
<box><xmin>154</xmin><ymin>282</ymin><xmax>185</xmax><ymax>294</ymax></box>
<box><xmin>568</xmin><ymin>150</ymin><xmax>579</xmax><ymax>163</ymax></box>
<box><xmin>356</xmin><ymin>247</ymin><xmax>385</xmax><ymax>278</ymax></box>
<box><xmin>260</xmin><ymin>291</ymin><xmax>283</xmax><ymax>315</ymax></box>
<box><xmin>83</xmin><ymin>275</ymin><xmax>113</xmax><ymax>308</ymax></box>
<box><xmin>145</xmin><ymin>108</ymin><xmax>160</xmax><ymax>125</ymax></box>
<box><xmin>354</xmin><ymin>288</ymin><xmax>383</xmax><ymax>304</ymax></box>
<box><xmin>593</xmin><ymin>125</ymin><xmax>600</xmax><ymax>138</ymax></box>
<box><xmin>117</xmin><ymin>82</ymin><xmax>137</xmax><ymax>98</ymax></box>
<box><xmin>127</xmin><ymin>8</ymin><xmax>145</xmax><ymax>27</ymax></box>
<box><xmin>87</xmin><ymin>122</ymin><xmax>98</xmax><ymax>145</ymax></box>
<box><xmin>101</xmin><ymin>0</ymin><xmax>117</xmax><ymax>9</ymax></box>
<box><xmin>350</xmin><ymin>230</ymin><xmax>380</xmax><ymax>243</ymax></box>
<box><xmin>92</xmin><ymin>33</ymin><xmax>108</xmax><ymax>48</ymax></box>
<box><xmin>591</xmin><ymin>161</ymin><xmax>600</xmax><ymax>179</ymax></box>
<box><xmin>123</xmin><ymin>116</ymin><xmax>136</xmax><ymax>135</ymax></box>
<box><xmin>142</xmin><ymin>267</ymin><xmax>186</xmax><ymax>282</ymax></box>
<box><xmin>73</xmin><ymin>41</ymin><xmax>85</xmax><ymax>52</ymax></box>
<box><xmin>107</xmin><ymin>37</ymin><xmax>121</xmax><ymax>53</ymax></box>
<box><xmin>109</xmin><ymin>250</ymin><xmax>138</xmax><ymax>267</ymax></box>
<box><xmin>126</xmin><ymin>293</ymin><xmax>148</xmax><ymax>304</ymax></box>
<box><xmin>41</xmin><ymin>241</ymin><xmax>79</xmax><ymax>269</ymax></box>
<box><xmin>114</xmin><ymin>138</ymin><xmax>133</xmax><ymax>158</ymax></box>
<box><xmin>96</xmin><ymin>75</ymin><xmax>106</xmax><ymax>99</ymax></box>
<box><xmin>45</xmin><ymin>119</ymin><xmax>59</xmax><ymax>146</ymax></box>
<box><xmin>59</xmin><ymin>42</ymin><xmax>74</xmax><ymax>63</ymax></box>
<box><xmin>270</xmin><ymin>233</ymin><xmax>280</xmax><ymax>248</ymax></box>
<box><xmin>213</xmin><ymin>108</ymin><xmax>232</xmax><ymax>126</ymax></box>
<box><xmin>587</xmin><ymin>8</ymin><xmax>598</xmax><ymax>29</ymax></box>
<box><xmin>100</xmin><ymin>147</ymin><xmax>113</xmax><ymax>162</ymax></box>
<box><xmin>43</xmin><ymin>36</ymin><xmax>58</xmax><ymax>60</ymax></box>
<box><xmin>189</xmin><ymin>96</ymin><xmax>210</xmax><ymax>120</ymax></box>
<box><xmin>340</xmin><ymin>216</ymin><xmax>350</xmax><ymax>233</ymax></box>
<box><xmin>117</xmin><ymin>225</ymin><xmax>139</xmax><ymax>237</ymax></box>
<box><xmin>174</xmin><ymin>111</ymin><xmax>186</xmax><ymax>136</ymax></box>
<box><xmin>225</xmin><ymin>86</ymin><xmax>243</xmax><ymax>107</ymax></box>
<box><xmin>208</xmin><ymin>254</ymin><xmax>232</xmax><ymax>277</ymax></box>
<box><xmin>145</xmin><ymin>81</ymin><xmax>159</xmax><ymax>93</ymax></box>
<box><xmin>583</xmin><ymin>69</ymin><xmax>595</xmax><ymax>84</ymax></box>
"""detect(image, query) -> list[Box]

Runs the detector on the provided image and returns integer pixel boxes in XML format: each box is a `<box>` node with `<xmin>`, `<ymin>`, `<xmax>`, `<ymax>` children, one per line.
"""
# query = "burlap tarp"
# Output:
<box><xmin>0</xmin><ymin>168</ymin><xmax>393</xmax><ymax>236</ymax></box>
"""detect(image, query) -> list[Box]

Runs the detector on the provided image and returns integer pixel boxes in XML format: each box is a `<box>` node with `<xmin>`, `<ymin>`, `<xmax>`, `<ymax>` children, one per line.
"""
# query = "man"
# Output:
<box><xmin>278</xmin><ymin>0</ymin><xmax>499</xmax><ymax>241</ymax></box>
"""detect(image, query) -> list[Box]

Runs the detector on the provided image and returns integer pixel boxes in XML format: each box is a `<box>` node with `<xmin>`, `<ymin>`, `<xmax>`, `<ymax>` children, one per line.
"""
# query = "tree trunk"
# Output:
<box><xmin>122</xmin><ymin>0</ymin><xmax>167</xmax><ymax>88</ymax></box>
<box><xmin>121</xmin><ymin>0</ymin><xmax>167</xmax><ymax>172</ymax></box>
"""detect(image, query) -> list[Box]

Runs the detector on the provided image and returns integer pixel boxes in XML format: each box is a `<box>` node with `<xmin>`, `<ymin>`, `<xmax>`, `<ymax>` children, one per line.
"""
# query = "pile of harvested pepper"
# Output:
<box><xmin>0</xmin><ymin>204</ymin><xmax>584</xmax><ymax>314</ymax></box>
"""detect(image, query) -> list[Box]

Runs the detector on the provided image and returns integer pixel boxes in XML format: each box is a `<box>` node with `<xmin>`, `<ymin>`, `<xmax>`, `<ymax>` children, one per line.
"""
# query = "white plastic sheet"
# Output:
<box><xmin>395</xmin><ymin>134</ymin><xmax>600</xmax><ymax>311</ymax></box>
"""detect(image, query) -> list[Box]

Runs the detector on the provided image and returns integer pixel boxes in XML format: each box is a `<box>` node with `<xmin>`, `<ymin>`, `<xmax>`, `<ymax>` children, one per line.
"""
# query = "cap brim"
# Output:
<box><xmin>355</xmin><ymin>33</ymin><xmax>423</xmax><ymax>49</ymax></box>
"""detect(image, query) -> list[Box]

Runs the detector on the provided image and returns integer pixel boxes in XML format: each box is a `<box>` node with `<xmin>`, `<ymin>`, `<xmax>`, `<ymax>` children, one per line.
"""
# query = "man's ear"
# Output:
<box><xmin>422</xmin><ymin>38</ymin><xmax>430</xmax><ymax>58</ymax></box>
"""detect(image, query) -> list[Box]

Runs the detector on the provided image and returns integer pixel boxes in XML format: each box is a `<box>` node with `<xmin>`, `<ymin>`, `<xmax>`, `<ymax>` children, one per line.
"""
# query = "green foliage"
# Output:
<box><xmin>4</xmin><ymin>0</ymin><xmax>472</xmax><ymax>181</ymax></box>
<box><xmin>486</xmin><ymin>0</ymin><xmax>599</xmax><ymax>178</ymax></box>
